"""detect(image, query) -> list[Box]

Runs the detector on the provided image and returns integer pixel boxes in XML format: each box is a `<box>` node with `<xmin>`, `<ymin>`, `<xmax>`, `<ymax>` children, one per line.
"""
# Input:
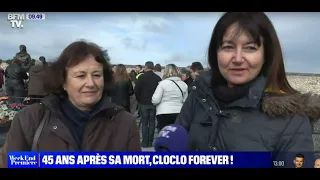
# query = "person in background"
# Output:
<box><xmin>153</xmin><ymin>63</ymin><xmax>163</xmax><ymax>130</ymax></box>
<box><xmin>4</xmin><ymin>58</ymin><xmax>28</xmax><ymax>104</ymax></box>
<box><xmin>15</xmin><ymin>44</ymin><xmax>32</xmax><ymax>72</ymax></box>
<box><xmin>0</xmin><ymin>41</ymin><xmax>141</xmax><ymax>168</ymax></box>
<box><xmin>180</xmin><ymin>68</ymin><xmax>193</xmax><ymax>93</ymax></box>
<box><xmin>0</xmin><ymin>60</ymin><xmax>4</xmax><ymax>90</ymax></box>
<box><xmin>134</xmin><ymin>61</ymin><xmax>161</xmax><ymax>148</ymax></box>
<box><xmin>110</xmin><ymin>64</ymin><xmax>134</xmax><ymax>112</ymax></box>
<box><xmin>135</xmin><ymin>65</ymin><xmax>144</xmax><ymax>81</ymax></box>
<box><xmin>129</xmin><ymin>70</ymin><xmax>137</xmax><ymax>83</ymax></box>
<box><xmin>39</xmin><ymin>56</ymin><xmax>47</xmax><ymax>66</ymax></box>
<box><xmin>112</xmin><ymin>65</ymin><xmax>116</xmax><ymax>73</ymax></box>
<box><xmin>175</xmin><ymin>12</ymin><xmax>317</xmax><ymax>160</ymax></box>
<box><xmin>154</xmin><ymin>63</ymin><xmax>163</xmax><ymax>79</ymax></box>
<box><xmin>129</xmin><ymin>70</ymin><xmax>138</xmax><ymax>114</ymax></box>
<box><xmin>152</xmin><ymin>64</ymin><xmax>188</xmax><ymax>131</ymax></box>
<box><xmin>135</xmin><ymin>65</ymin><xmax>144</xmax><ymax>118</ymax></box>
<box><xmin>190</xmin><ymin>62</ymin><xmax>204</xmax><ymax>80</ymax></box>
<box><xmin>25</xmin><ymin>60</ymin><xmax>49</xmax><ymax>105</ymax></box>
<box><xmin>186</xmin><ymin>65</ymin><xmax>191</xmax><ymax>71</ymax></box>
<box><xmin>31</xmin><ymin>59</ymin><xmax>36</xmax><ymax>66</ymax></box>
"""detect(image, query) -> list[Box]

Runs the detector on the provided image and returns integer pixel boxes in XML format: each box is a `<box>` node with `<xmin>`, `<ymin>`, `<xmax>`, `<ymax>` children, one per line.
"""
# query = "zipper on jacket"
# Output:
<box><xmin>80</xmin><ymin>123</ymin><xmax>90</xmax><ymax>151</ymax></box>
<box><xmin>80</xmin><ymin>115</ymin><xmax>116</xmax><ymax>151</ymax></box>
<box><xmin>80</xmin><ymin>116</ymin><xmax>99</xmax><ymax>151</ymax></box>
<box><xmin>205</xmin><ymin>96</ymin><xmax>230</xmax><ymax>151</ymax></box>
<box><xmin>209</xmin><ymin>96</ymin><xmax>231</xmax><ymax>118</ymax></box>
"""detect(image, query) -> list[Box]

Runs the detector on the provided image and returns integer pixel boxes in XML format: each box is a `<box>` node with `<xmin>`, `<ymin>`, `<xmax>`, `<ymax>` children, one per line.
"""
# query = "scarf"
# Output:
<box><xmin>60</xmin><ymin>98</ymin><xmax>102</xmax><ymax>145</ymax></box>
<box><xmin>212</xmin><ymin>82</ymin><xmax>252</xmax><ymax>107</ymax></box>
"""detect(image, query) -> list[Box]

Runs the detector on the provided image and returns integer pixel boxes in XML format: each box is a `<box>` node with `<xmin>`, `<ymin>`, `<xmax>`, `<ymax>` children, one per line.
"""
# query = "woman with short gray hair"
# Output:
<box><xmin>180</xmin><ymin>68</ymin><xmax>193</xmax><ymax>93</ymax></box>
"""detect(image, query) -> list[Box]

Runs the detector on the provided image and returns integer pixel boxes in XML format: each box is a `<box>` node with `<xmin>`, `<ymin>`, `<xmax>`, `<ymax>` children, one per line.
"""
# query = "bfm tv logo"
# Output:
<box><xmin>8</xmin><ymin>13</ymin><xmax>25</xmax><ymax>28</ymax></box>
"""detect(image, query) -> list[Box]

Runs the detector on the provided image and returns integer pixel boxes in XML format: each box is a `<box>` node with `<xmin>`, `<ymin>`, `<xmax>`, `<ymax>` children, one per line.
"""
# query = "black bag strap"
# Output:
<box><xmin>169</xmin><ymin>80</ymin><xmax>183</xmax><ymax>97</ymax></box>
<box><xmin>31</xmin><ymin>104</ymin><xmax>49</xmax><ymax>151</ymax></box>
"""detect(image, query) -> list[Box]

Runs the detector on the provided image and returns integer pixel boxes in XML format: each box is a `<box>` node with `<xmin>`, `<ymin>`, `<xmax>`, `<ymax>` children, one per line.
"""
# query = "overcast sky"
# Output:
<box><xmin>0</xmin><ymin>12</ymin><xmax>319</xmax><ymax>73</ymax></box>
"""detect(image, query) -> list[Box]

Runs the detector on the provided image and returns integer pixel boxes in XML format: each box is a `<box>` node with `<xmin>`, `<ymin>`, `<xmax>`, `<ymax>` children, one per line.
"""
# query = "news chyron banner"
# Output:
<box><xmin>8</xmin><ymin>152</ymin><xmax>272</xmax><ymax>168</ymax></box>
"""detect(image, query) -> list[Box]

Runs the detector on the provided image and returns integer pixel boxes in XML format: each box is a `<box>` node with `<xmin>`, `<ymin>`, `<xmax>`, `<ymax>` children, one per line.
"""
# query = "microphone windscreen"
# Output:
<box><xmin>154</xmin><ymin>124</ymin><xmax>188</xmax><ymax>152</ymax></box>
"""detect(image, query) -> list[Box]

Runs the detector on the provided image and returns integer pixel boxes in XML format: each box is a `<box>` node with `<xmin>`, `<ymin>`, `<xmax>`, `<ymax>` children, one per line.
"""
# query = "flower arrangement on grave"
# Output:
<box><xmin>0</xmin><ymin>101</ymin><xmax>24</xmax><ymax>124</ymax></box>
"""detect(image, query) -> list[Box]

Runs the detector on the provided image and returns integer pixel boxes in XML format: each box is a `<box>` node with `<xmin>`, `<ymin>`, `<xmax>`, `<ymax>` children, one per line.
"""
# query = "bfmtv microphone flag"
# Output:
<box><xmin>155</xmin><ymin>124</ymin><xmax>188</xmax><ymax>152</ymax></box>
<box><xmin>8</xmin><ymin>152</ymin><xmax>271</xmax><ymax>168</ymax></box>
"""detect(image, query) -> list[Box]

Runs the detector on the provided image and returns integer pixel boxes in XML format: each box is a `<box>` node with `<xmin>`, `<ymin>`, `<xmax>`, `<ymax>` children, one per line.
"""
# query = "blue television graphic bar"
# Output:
<box><xmin>8</xmin><ymin>152</ymin><xmax>272</xmax><ymax>168</ymax></box>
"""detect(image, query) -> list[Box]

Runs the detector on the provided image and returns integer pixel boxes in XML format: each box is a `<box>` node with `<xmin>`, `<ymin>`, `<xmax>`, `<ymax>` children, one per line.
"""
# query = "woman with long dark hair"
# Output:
<box><xmin>129</xmin><ymin>70</ymin><xmax>138</xmax><ymax>114</ymax></box>
<box><xmin>110</xmin><ymin>64</ymin><xmax>134</xmax><ymax>112</ymax></box>
<box><xmin>175</xmin><ymin>12</ymin><xmax>319</xmax><ymax>165</ymax></box>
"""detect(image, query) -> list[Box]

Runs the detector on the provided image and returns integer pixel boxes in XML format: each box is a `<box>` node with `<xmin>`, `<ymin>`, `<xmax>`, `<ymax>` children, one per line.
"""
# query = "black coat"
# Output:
<box><xmin>110</xmin><ymin>79</ymin><xmax>134</xmax><ymax>112</ymax></box>
<box><xmin>176</xmin><ymin>74</ymin><xmax>320</xmax><ymax>168</ymax></box>
<box><xmin>134</xmin><ymin>71</ymin><xmax>162</xmax><ymax>105</ymax></box>
<box><xmin>5</xmin><ymin>63</ymin><xmax>28</xmax><ymax>87</ymax></box>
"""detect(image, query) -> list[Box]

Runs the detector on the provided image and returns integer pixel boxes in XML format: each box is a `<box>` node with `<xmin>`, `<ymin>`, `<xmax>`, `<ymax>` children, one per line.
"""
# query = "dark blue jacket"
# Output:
<box><xmin>176</xmin><ymin>74</ymin><xmax>319</xmax><ymax>168</ymax></box>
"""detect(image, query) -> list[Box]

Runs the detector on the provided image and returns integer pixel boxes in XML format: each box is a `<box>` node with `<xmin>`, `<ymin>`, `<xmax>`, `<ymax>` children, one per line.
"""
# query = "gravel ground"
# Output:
<box><xmin>287</xmin><ymin>75</ymin><xmax>320</xmax><ymax>93</ymax></box>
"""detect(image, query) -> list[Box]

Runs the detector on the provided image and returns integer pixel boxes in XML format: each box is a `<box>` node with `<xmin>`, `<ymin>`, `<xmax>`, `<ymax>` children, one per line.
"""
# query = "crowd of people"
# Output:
<box><xmin>135</xmin><ymin>62</ymin><xmax>204</xmax><ymax>147</ymax></box>
<box><xmin>0</xmin><ymin>45</ymin><xmax>48</xmax><ymax>104</ymax></box>
<box><xmin>113</xmin><ymin>61</ymin><xmax>204</xmax><ymax>148</ymax></box>
<box><xmin>0</xmin><ymin>12</ymin><xmax>319</xmax><ymax>168</ymax></box>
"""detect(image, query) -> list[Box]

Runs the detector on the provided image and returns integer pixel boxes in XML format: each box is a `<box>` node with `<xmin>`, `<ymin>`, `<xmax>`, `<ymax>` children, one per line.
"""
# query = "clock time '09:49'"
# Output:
<box><xmin>26</xmin><ymin>13</ymin><xmax>46</xmax><ymax>20</ymax></box>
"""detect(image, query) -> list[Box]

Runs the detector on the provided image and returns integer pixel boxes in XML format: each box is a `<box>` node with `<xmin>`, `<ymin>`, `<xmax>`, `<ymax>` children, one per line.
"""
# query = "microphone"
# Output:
<box><xmin>154</xmin><ymin>124</ymin><xmax>188</xmax><ymax>152</ymax></box>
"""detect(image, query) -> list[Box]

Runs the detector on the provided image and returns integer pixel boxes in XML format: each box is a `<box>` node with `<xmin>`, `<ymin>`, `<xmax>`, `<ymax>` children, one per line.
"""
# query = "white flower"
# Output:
<box><xmin>0</xmin><ymin>104</ymin><xmax>8</xmax><ymax>110</ymax></box>
<box><xmin>8</xmin><ymin>111</ymin><xmax>16</xmax><ymax>121</ymax></box>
